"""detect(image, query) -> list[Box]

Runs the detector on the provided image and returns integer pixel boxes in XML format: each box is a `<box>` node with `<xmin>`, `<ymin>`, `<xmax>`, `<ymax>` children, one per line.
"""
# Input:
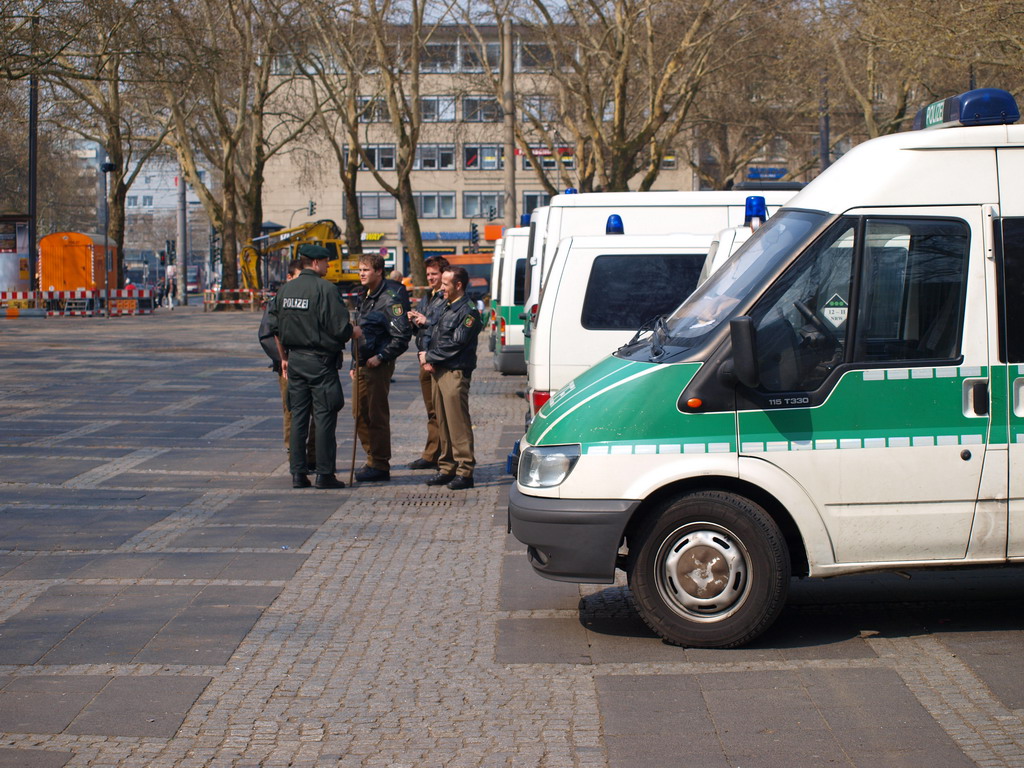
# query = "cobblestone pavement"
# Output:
<box><xmin>1</xmin><ymin>307</ymin><xmax>1023</xmax><ymax>768</ymax></box>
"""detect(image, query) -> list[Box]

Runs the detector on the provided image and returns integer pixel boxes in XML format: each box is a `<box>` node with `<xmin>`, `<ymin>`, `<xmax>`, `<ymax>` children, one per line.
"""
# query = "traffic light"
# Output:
<box><xmin>209</xmin><ymin>227</ymin><xmax>221</xmax><ymax>260</ymax></box>
<box><xmin>308</xmin><ymin>200</ymin><xmax>316</xmax><ymax>216</ymax></box>
<box><xmin>487</xmin><ymin>205</ymin><xmax>496</xmax><ymax>221</ymax></box>
<box><xmin>159</xmin><ymin>251</ymin><xmax>166</xmax><ymax>266</ymax></box>
<box><xmin>165</xmin><ymin>239</ymin><xmax>176</xmax><ymax>263</ymax></box>
<box><xmin>470</xmin><ymin>222</ymin><xmax>479</xmax><ymax>248</ymax></box>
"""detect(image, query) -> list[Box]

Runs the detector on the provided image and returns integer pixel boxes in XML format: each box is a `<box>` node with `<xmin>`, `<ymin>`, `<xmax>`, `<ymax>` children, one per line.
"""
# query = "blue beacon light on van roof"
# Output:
<box><xmin>605</xmin><ymin>214</ymin><xmax>624</xmax><ymax>235</ymax></box>
<box><xmin>744</xmin><ymin>196</ymin><xmax>767</xmax><ymax>229</ymax></box>
<box><xmin>913</xmin><ymin>88</ymin><xmax>1020</xmax><ymax>130</ymax></box>
<box><xmin>563</xmin><ymin>187</ymin><xmax>578</xmax><ymax>194</ymax></box>
<box><xmin>520</xmin><ymin>213</ymin><xmax>531</xmax><ymax>227</ymax></box>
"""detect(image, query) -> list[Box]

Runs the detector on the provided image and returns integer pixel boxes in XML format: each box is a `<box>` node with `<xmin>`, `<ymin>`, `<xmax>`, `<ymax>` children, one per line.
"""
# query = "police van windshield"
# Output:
<box><xmin>621</xmin><ymin>210</ymin><xmax>827</xmax><ymax>361</ymax></box>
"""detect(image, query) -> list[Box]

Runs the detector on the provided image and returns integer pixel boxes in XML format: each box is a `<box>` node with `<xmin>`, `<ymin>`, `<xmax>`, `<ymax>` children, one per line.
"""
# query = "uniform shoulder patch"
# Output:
<box><xmin>391</xmin><ymin>303</ymin><xmax>403</xmax><ymax>316</ymax></box>
<box><xmin>464</xmin><ymin>316</ymin><xmax>475</xmax><ymax>328</ymax></box>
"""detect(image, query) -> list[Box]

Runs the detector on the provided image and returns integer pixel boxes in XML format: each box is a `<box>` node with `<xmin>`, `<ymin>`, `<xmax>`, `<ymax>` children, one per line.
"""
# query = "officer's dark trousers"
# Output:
<box><xmin>355</xmin><ymin>361</ymin><xmax>396</xmax><ymax>471</ymax></box>
<box><xmin>287</xmin><ymin>351</ymin><xmax>344</xmax><ymax>476</ymax></box>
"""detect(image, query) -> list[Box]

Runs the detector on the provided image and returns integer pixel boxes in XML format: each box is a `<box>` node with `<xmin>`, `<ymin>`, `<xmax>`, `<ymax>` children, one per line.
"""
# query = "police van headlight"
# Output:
<box><xmin>518</xmin><ymin>444</ymin><xmax>581</xmax><ymax>488</ymax></box>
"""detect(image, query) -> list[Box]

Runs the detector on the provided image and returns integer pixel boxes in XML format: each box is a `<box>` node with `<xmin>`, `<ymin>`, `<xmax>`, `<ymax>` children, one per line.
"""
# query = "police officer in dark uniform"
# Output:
<box><xmin>268</xmin><ymin>245</ymin><xmax>352</xmax><ymax>489</ymax></box>
<box><xmin>406</xmin><ymin>255</ymin><xmax>449</xmax><ymax>470</ymax></box>
<box><xmin>420</xmin><ymin>266</ymin><xmax>482</xmax><ymax>490</ymax></box>
<box><xmin>351</xmin><ymin>252</ymin><xmax>413</xmax><ymax>482</ymax></box>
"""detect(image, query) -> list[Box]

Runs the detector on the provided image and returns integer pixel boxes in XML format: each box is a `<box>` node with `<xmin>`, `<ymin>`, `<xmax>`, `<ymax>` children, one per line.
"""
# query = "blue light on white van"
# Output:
<box><xmin>606</xmin><ymin>214</ymin><xmax>624</xmax><ymax>235</ymax></box>
<box><xmin>744</xmin><ymin>196</ymin><xmax>767</xmax><ymax>227</ymax></box>
<box><xmin>913</xmin><ymin>88</ymin><xmax>1020</xmax><ymax>130</ymax></box>
<box><xmin>564</xmin><ymin>188</ymin><xmax>578</xmax><ymax>194</ymax></box>
<box><xmin>520</xmin><ymin>213</ymin><xmax>531</xmax><ymax>226</ymax></box>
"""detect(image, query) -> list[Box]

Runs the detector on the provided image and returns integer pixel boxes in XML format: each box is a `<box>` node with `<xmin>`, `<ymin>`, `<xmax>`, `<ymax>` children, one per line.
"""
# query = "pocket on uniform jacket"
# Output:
<box><xmin>325</xmin><ymin>374</ymin><xmax>345</xmax><ymax>413</ymax></box>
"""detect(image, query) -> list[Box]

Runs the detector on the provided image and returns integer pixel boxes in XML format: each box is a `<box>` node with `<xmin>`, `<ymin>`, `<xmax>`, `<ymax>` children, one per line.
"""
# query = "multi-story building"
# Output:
<box><xmin>262</xmin><ymin>32</ymin><xmax>695</xmax><ymax>273</ymax></box>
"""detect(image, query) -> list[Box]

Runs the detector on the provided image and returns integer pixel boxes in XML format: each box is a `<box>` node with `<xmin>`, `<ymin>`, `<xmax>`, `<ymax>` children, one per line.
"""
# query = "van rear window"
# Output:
<box><xmin>581</xmin><ymin>253</ymin><xmax>705</xmax><ymax>330</ymax></box>
<box><xmin>513</xmin><ymin>258</ymin><xmax>527</xmax><ymax>305</ymax></box>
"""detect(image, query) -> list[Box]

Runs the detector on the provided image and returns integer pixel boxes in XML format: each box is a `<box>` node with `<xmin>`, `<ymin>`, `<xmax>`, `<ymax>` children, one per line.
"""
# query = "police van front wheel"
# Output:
<box><xmin>627</xmin><ymin>491</ymin><xmax>790</xmax><ymax>648</ymax></box>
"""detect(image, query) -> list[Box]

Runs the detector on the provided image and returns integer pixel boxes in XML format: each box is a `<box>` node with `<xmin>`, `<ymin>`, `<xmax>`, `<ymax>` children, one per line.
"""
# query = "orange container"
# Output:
<box><xmin>38</xmin><ymin>232</ymin><xmax>118</xmax><ymax>291</ymax></box>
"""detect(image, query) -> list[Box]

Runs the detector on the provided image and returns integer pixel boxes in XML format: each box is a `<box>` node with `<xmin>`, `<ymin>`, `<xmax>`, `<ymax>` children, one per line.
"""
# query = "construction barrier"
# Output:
<box><xmin>203</xmin><ymin>289</ymin><xmax>267</xmax><ymax>311</ymax></box>
<box><xmin>0</xmin><ymin>289</ymin><xmax>154</xmax><ymax>317</ymax></box>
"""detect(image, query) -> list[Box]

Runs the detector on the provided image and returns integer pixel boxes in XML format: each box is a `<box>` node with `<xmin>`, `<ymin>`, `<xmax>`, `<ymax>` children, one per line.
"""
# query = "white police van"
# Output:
<box><xmin>489</xmin><ymin>226</ymin><xmax>530</xmax><ymax>375</ymax></box>
<box><xmin>521</xmin><ymin>190</ymin><xmax>795</xmax><ymax>361</ymax></box>
<box><xmin>509</xmin><ymin>89</ymin><xmax>1024</xmax><ymax>648</ymax></box>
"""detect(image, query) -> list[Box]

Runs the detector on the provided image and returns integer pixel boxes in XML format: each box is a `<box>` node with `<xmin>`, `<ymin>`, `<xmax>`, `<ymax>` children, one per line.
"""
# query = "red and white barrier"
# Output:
<box><xmin>0</xmin><ymin>290</ymin><xmax>154</xmax><ymax>317</ymax></box>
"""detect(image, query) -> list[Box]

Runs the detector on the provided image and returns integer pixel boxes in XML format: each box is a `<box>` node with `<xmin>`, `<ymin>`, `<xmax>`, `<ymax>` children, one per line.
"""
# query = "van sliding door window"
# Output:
<box><xmin>750</xmin><ymin>217</ymin><xmax>969</xmax><ymax>393</ymax></box>
<box><xmin>580</xmin><ymin>253</ymin><xmax>705</xmax><ymax>331</ymax></box>
<box><xmin>997</xmin><ymin>218</ymin><xmax>1024</xmax><ymax>363</ymax></box>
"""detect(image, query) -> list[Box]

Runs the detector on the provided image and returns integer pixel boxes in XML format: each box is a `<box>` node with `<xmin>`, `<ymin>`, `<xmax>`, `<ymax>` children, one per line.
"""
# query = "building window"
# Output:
<box><xmin>420</xmin><ymin>96</ymin><xmax>456</xmax><ymax>122</ymax></box>
<box><xmin>521</xmin><ymin>95</ymin><xmax>558</xmax><ymax>123</ymax></box>
<box><xmin>127</xmin><ymin>196</ymin><xmax>138</xmax><ymax>208</ymax></box>
<box><xmin>413</xmin><ymin>192</ymin><xmax>456</xmax><ymax>218</ymax></box>
<box><xmin>522</xmin><ymin>145</ymin><xmax>575</xmax><ymax>170</ymax></box>
<box><xmin>414</xmin><ymin>144</ymin><xmax>455</xmax><ymax>170</ymax></box>
<box><xmin>142</xmin><ymin>195</ymin><xmax>154</xmax><ymax>207</ymax></box>
<box><xmin>357</xmin><ymin>97</ymin><xmax>389</xmax><ymax>123</ymax></box>
<box><xmin>422</xmin><ymin>42</ymin><xmax>457</xmax><ymax>72</ymax></box>
<box><xmin>344</xmin><ymin>144</ymin><xmax>396</xmax><ymax>171</ymax></box>
<box><xmin>463</xmin><ymin>144</ymin><xmax>504</xmax><ymax>170</ymax></box>
<box><xmin>354</xmin><ymin>192</ymin><xmax>396</xmax><ymax>219</ymax></box>
<box><xmin>461</xmin><ymin>42</ymin><xmax>500</xmax><ymax>71</ymax></box>
<box><xmin>519</xmin><ymin>42</ymin><xmax>555</xmax><ymax>71</ymax></box>
<box><xmin>464</xmin><ymin>192</ymin><xmax>503</xmax><ymax>219</ymax></box>
<box><xmin>523</xmin><ymin>192</ymin><xmax>550</xmax><ymax>215</ymax></box>
<box><xmin>463</xmin><ymin>96</ymin><xmax>502</xmax><ymax>122</ymax></box>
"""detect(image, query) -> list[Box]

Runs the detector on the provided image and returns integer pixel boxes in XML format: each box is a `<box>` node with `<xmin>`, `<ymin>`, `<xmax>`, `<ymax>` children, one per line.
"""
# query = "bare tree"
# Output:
<box><xmin>293</xmin><ymin>0</ymin><xmax>373</xmax><ymax>256</ymax></box>
<box><xmin>41</xmin><ymin>0</ymin><xmax>171</xmax><ymax>285</ymax></box>
<box><xmin>0</xmin><ymin>78</ymin><xmax>94</xmax><ymax>232</ymax></box>
<box><xmin>499</xmin><ymin>0</ymin><xmax>765</xmax><ymax>192</ymax></box>
<box><xmin>151</xmin><ymin>0</ymin><xmax>315</xmax><ymax>290</ymax></box>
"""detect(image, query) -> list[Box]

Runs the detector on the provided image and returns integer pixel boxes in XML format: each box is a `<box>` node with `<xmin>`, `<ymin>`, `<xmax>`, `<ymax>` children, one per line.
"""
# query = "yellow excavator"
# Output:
<box><xmin>239</xmin><ymin>219</ymin><xmax>360</xmax><ymax>292</ymax></box>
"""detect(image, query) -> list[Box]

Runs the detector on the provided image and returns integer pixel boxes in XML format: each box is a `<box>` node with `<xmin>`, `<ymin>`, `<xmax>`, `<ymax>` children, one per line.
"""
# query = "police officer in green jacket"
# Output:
<box><xmin>268</xmin><ymin>245</ymin><xmax>352</xmax><ymax>489</ymax></box>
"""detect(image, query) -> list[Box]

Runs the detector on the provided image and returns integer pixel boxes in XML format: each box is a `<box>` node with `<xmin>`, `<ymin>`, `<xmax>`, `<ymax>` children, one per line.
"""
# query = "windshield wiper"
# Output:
<box><xmin>620</xmin><ymin>314</ymin><xmax>663</xmax><ymax>350</ymax></box>
<box><xmin>649</xmin><ymin>315</ymin><xmax>668</xmax><ymax>360</ymax></box>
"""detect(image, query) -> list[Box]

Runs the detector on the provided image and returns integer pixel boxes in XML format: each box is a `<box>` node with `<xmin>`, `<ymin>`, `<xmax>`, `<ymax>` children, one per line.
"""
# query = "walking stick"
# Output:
<box><xmin>349</xmin><ymin>336</ymin><xmax>360</xmax><ymax>486</ymax></box>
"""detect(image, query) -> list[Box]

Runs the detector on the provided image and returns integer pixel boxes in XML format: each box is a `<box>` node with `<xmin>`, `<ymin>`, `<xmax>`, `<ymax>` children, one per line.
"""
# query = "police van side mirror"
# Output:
<box><xmin>720</xmin><ymin>316</ymin><xmax>760</xmax><ymax>389</ymax></box>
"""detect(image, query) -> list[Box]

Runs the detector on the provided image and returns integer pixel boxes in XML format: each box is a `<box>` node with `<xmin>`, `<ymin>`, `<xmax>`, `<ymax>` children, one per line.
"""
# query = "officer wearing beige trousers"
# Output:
<box><xmin>407</xmin><ymin>255</ymin><xmax>449</xmax><ymax>471</ymax></box>
<box><xmin>420</xmin><ymin>266</ymin><xmax>482</xmax><ymax>491</ymax></box>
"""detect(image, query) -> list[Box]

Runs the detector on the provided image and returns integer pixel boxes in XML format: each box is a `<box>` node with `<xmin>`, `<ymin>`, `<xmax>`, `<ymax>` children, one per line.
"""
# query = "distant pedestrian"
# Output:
<box><xmin>420</xmin><ymin>266</ymin><xmax>482</xmax><ymax>490</ymax></box>
<box><xmin>269</xmin><ymin>245</ymin><xmax>352</xmax><ymax>490</ymax></box>
<box><xmin>350</xmin><ymin>253</ymin><xmax>413</xmax><ymax>482</ymax></box>
<box><xmin>258</xmin><ymin>258</ymin><xmax>315</xmax><ymax>470</ymax></box>
<box><xmin>406</xmin><ymin>255</ymin><xmax>449</xmax><ymax>470</ymax></box>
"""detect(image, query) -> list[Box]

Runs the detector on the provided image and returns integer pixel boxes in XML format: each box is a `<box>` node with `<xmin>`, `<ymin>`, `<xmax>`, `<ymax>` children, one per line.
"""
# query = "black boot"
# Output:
<box><xmin>315</xmin><ymin>474</ymin><xmax>346</xmax><ymax>489</ymax></box>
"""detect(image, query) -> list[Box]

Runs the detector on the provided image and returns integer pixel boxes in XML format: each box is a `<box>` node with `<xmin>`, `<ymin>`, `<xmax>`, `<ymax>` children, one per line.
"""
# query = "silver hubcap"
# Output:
<box><xmin>655</xmin><ymin>525</ymin><xmax>749</xmax><ymax>622</ymax></box>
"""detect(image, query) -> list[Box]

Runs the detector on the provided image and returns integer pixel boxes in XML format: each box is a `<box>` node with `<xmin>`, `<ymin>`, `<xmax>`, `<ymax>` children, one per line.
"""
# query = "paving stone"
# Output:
<box><xmin>0</xmin><ymin>748</ymin><xmax>73</xmax><ymax>768</ymax></box>
<box><xmin>499</xmin><ymin>552</ymin><xmax>580</xmax><ymax>612</ymax></box>
<box><xmin>940</xmin><ymin>631</ymin><xmax>1024</xmax><ymax>710</ymax></box>
<box><xmin>495</xmin><ymin>618</ymin><xmax>592</xmax><ymax>664</ymax></box>
<box><xmin>66</xmin><ymin>676</ymin><xmax>211</xmax><ymax>738</ymax></box>
<box><xmin>0</xmin><ymin>676</ymin><xmax>110</xmax><ymax>734</ymax></box>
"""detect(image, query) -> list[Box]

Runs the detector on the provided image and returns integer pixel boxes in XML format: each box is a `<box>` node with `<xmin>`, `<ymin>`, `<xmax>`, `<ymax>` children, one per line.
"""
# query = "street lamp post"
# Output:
<box><xmin>100</xmin><ymin>161</ymin><xmax>115</xmax><ymax>318</ymax></box>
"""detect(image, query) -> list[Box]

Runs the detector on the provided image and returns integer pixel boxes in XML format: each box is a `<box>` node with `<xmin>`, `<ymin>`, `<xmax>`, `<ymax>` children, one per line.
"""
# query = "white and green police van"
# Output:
<box><xmin>489</xmin><ymin>226</ymin><xmax>530</xmax><ymax>375</ymax></box>
<box><xmin>509</xmin><ymin>88</ymin><xmax>1024</xmax><ymax>648</ymax></box>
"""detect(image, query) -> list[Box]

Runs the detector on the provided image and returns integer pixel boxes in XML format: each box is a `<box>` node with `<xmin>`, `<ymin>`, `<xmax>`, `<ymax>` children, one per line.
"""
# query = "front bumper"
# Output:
<box><xmin>507</xmin><ymin>485</ymin><xmax>640</xmax><ymax>583</ymax></box>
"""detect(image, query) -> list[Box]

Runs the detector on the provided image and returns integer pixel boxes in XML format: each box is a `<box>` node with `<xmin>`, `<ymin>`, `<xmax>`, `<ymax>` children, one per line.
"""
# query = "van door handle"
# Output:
<box><xmin>969</xmin><ymin>380</ymin><xmax>989</xmax><ymax>416</ymax></box>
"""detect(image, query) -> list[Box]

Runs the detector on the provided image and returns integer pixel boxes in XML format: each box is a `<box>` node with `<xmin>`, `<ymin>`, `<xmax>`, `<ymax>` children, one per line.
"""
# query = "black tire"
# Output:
<box><xmin>627</xmin><ymin>490</ymin><xmax>790</xmax><ymax>648</ymax></box>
